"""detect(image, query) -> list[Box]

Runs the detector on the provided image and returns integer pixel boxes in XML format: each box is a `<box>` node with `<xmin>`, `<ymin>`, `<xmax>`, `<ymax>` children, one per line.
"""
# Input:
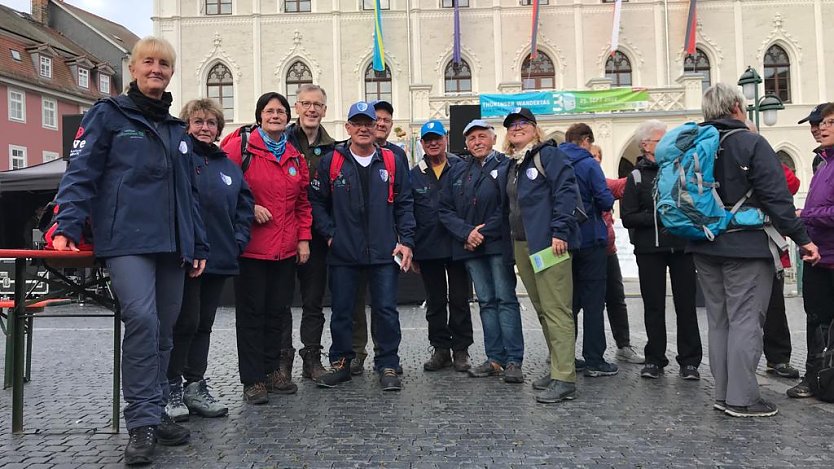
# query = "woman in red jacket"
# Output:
<box><xmin>221</xmin><ymin>92</ymin><xmax>312</xmax><ymax>405</ymax></box>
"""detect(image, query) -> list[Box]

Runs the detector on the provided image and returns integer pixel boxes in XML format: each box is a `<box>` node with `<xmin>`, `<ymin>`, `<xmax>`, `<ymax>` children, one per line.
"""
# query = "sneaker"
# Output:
<box><xmin>503</xmin><ymin>362</ymin><xmax>524</xmax><ymax>383</ymax></box>
<box><xmin>266</xmin><ymin>370</ymin><xmax>298</xmax><ymax>394</ymax></box>
<box><xmin>584</xmin><ymin>361</ymin><xmax>619</xmax><ymax>377</ymax></box>
<box><xmin>767</xmin><ymin>362</ymin><xmax>801</xmax><ymax>379</ymax></box>
<box><xmin>532</xmin><ymin>372</ymin><xmax>551</xmax><ymax>391</ymax></box>
<box><xmin>575</xmin><ymin>358</ymin><xmax>586</xmax><ymax>372</ymax></box>
<box><xmin>350</xmin><ymin>357</ymin><xmax>365</xmax><ymax>376</ymax></box>
<box><xmin>124</xmin><ymin>425</ymin><xmax>156</xmax><ymax>465</ymax></box>
<box><xmin>165</xmin><ymin>381</ymin><xmax>189</xmax><ymax>422</ymax></box>
<box><xmin>535</xmin><ymin>380</ymin><xmax>577</xmax><ymax>404</ymax></box>
<box><xmin>317</xmin><ymin>358</ymin><xmax>352</xmax><ymax>388</ymax></box>
<box><xmin>640</xmin><ymin>363</ymin><xmax>663</xmax><ymax>379</ymax></box>
<box><xmin>379</xmin><ymin>368</ymin><xmax>402</xmax><ymax>391</ymax></box>
<box><xmin>155</xmin><ymin>413</ymin><xmax>190</xmax><ymax>446</ymax></box>
<box><xmin>468</xmin><ymin>360</ymin><xmax>503</xmax><ymax>378</ymax></box>
<box><xmin>724</xmin><ymin>399</ymin><xmax>779</xmax><ymax>418</ymax></box>
<box><xmin>680</xmin><ymin>365</ymin><xmax>701</xmax><ymax>380</ymax></box>
<box><xmin>615</xmin><ymin>346</ymin><xmax>646</xmax><ymax>364</ymax></box>
<box><xmin>713</xmin><ymin>400</ymin><xmax>727</xmax><ymax>411</ymax></box>
<box><xmin>243</xmin><ymin>382</ymin><xmax>269</xmax><ymax>405</ymax></box>
<box><xmin>452</xmin><ymin>350</ymin><xmax>471</xmax><ymax>372</ymax></box>
<box><xmin>183</xmin><ymin>379</ymin><xmax>228</xmax><ymax>418</ymax></box>
<box><xmin>786</xmin><ymin>376</ymin><xmax>813</xmax><ymax>398</ymax></box>
<box><xmin>423</xmin><ymin>347</ymin><xmax>452</xmax><ymax>371</ymax></box>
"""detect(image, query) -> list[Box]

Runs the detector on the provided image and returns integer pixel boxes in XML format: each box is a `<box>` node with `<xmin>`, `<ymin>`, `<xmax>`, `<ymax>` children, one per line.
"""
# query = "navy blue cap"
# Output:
<box><xmin>371</xmin><ymin>100</ymin><xmax>394</xmax><ymax>115</ymax></box>
<box><xmin>798</xmin><ymin>102</ymin><xmax>831</xmax><ymax>125</ymax></box>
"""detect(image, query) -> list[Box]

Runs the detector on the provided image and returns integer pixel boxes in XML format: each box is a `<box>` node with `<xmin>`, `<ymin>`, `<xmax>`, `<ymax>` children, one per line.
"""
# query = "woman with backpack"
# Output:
<box><xmin>220</xmin><ymin>92</ymin><xmax>313</xmax><ymax>405</ymax></box>
<box><xmin>500</xmin><ymin>108</ymin><xmax>580</xmax><ymax>403</ymax></box>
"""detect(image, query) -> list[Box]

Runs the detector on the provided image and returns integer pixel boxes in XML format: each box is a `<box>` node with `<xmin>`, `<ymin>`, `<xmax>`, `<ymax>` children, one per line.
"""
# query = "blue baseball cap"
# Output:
<box><xmin>463</xmin><ymin>119</ymin><xmax>494</xmax><ymax>136</ymax></box>
<box><xmin>347</xmin><ymin>101</ymin><xmax>376</xmax><ymax>121</ymax></box>
<box><xmin>420</xmin><ymin>120</ymin><xmax>447</xmax><ymax>139</ymax></box>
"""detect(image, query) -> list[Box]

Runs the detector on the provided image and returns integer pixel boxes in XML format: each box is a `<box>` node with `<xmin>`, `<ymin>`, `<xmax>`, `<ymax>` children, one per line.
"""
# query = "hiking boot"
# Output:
<box><xmin>243</xmin><ymin>382</ymin><xmax>269</xmax><ymax>405</ymax></box>
<box><xmin>266</xmin><ymin>370</ymin><xmax>298</xmax><ymax>394</ymax></box>
<box><xmin>786</xmin><ymin>376</ymin><xmax>813</xmax><ymax>398</ymax></box>
<box><xmin>680</xmin><ymin>365</ymin><xmax>701</xmax><ymax>380</ymax></box>
<box><xmin>615</xmin><ymin>346</ymin><xmax>646</xmax><ymax>364</ymax></box>
<box><xmin>350</xmin><ymin>356</ymin><xmax>365</xmax><ymax>376</ymax></box>
<box><xmin>532</xmin><ymin>372</ymin><xmax>551</xmax><ymax>390</ymax></box>
<box><xmin>156</xmin><ymin>413</ymin><xmax>190</xmax><ymax>446</ymax></box>
<box><xmin>584</xmin><ymin>361</ymin><xmax>618</xmax><ymax>377</ymax></box>
<box><xmin>640</xmin><ymin>363</ymin><xmax>663</xmax><ymax>379</ymax></box>
<box><xmin>767</xmin><ymin>362</ymin><xmax>801</xmax><ymax>379</ymax></box>
<box><xmin>300</xmin><ymin>347</ymin><xmax>327</xmax><ymax>381</ymax></box>
<box><xmin>468</xmin><ymin>360</ymin><xmax>503</xmax><ymax>378</ymax></box>
<box><xmin>535</xmin><ymin>380</ymin><xmax>577</xmax><ymax>404</ymax></box>
<box><xmin>317</xmin><ymin>357</ymin><xmax>352</xmax><ymax>388</ymax></box>
<box><xmin>379</xmin><ymin>368</ymin><xmax>402</xmax><ymax>391</ymax></box>
<box><xmin>503</xmin><ymin>362</ymin><xmax>524</xmax><ymax>383</ymax></box>
<box><xmin>183</xmin><ymin>379</ymin><xmax>228</xmax><ymax>418</ymax></box>
<box><xmin>165</xmin><ymin>380</ymin><xmax>189</xmax><ymax>422</ymax></box>
<box><xmin>724</xmin><ymin>399</ymin><xmax>779</xmax><ymax>418</ymax></box>
<box><xmin>423</xmin><ymin>347</ymin><xmax>452</xmax><ymax>371</ymax></box>
<box><xmin>713</xmin><ymin>400</ymin><xmax>727</xmax><ymax>411</ymax></box>
<box><xmin>452</xmin><ymin>349</ymin><xmax>471</xmax><ymax>372</ymax></box>
<box><xmin>575</xmin><ymin>358</ymin><xmax>586</xmax><ymax>372</ymax></box>
<box><xmin>124</xmin><ymin>425</ymin><xmax>156</xmax><ymax>465</ymax></box>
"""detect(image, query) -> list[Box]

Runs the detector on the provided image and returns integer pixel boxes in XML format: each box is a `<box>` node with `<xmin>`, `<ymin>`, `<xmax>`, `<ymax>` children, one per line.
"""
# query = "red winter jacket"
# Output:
<box><xmin>781</xmin><ymin>164</ymin><xmax>800</xmax><ymax>268</ymax></box>
<box><xmin>604</xmin><ymin>177</ymin><xmax>627</xmax><ymax>255</ymax></box>
<box><xmin>221</xmin><ymin>127</ymin><xmax>312</xmax><ymax>261</ymax></box>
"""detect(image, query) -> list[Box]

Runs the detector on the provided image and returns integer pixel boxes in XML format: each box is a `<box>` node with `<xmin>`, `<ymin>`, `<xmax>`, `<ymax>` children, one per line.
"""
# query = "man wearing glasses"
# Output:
<box><xmin>310</xmin><ymin>101</ymin><xmax>415</xmax><ymax>392</ymax></box>
<box><xmin>286</xmin><ymin>84</ymin><xmax>336</xmax><ymax>381</ymax></box>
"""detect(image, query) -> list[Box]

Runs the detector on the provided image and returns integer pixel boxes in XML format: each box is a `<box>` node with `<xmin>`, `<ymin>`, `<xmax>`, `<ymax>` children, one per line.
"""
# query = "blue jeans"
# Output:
<box><xmin>329</xmin><ymin>264</ymin><xmax>401</xmax><ymax>370</ymax></box>
<box><xmin>465</xmin><ymin>254</ymin><xmax>524</xmax><ymax>364</ymax></box>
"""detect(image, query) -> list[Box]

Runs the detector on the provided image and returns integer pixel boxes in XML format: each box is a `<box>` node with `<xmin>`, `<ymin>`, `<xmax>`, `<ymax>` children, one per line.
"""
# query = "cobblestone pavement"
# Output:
<box><xmin>1</xmin><ymin>280</ymin><xmax>834</xmax><ymax>468</ymax></box>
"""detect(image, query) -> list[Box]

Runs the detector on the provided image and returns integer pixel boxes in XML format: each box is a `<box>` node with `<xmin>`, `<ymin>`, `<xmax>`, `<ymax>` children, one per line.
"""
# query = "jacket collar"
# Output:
<box><xmin>247</xmin><ymin>127</ymin><xmax>301</xmax><ymax>164</ymax></box>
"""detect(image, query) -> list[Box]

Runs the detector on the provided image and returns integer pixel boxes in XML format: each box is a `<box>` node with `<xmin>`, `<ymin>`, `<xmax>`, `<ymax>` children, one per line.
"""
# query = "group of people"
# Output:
<box><xmin>49</xmin><ymin>36</ymin><xmax>831</xmax><ymax>465</ymax></box>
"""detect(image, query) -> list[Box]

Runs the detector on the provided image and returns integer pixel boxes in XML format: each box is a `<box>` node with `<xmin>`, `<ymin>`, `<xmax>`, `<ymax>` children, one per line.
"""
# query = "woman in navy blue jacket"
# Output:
<box><xmin>439</xmin><ymin>119</ymin><xmax>524</xmax><ymax>384</ymax></box>
<box><xmin>51</xmin><ymin>37</ymin><xmax>207</xmax><ymax>465</ymax></box>
<box><xmin>165</xmin><ymin>99</ymin><xmax>254</xmax><ymax>422</ymax></box>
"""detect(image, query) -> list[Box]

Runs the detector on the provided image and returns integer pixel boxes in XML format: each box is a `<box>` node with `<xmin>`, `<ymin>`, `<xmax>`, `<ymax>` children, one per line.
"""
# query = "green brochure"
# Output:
<box><xmin>529</xmin><ymin>247</ymin><xmax>571</xmax><ymax>273</ymax></box>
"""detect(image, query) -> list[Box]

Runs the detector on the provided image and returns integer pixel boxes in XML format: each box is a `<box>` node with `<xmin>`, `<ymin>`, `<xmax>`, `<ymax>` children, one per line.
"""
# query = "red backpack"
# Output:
<box><xmin>329</xmin><ymin>147</ymin><xmax>397</xmax><ymax>204</ymax></box>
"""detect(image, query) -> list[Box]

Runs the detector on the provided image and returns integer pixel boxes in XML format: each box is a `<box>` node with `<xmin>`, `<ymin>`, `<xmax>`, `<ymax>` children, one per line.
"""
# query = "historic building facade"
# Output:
<box><xmin>153</xmin><ymin>0</ymin><xmax>834</xmax><ymax>200</ymax></box>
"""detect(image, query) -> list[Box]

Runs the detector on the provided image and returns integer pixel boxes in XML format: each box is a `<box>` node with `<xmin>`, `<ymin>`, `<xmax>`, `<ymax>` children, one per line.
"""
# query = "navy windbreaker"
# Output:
<box><xmin>54</xmin><ymin>95</ymin><xmax>209</xmax><ymax>262</ymax></box>
<box><xmin>559</xmin><ymin>142</ymin><xmax>614</xmax><ymax>249</ymax></box>
<box><xmin>410</xmin><ymin>153</ymin><xmax>462</xmax><ymax>261</ymax></box>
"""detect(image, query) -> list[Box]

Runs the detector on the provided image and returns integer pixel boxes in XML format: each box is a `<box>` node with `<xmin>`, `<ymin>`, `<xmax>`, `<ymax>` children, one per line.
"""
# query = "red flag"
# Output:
<box><xmin>684</xmin><ymin>0</ymin><xmax>698</xmax><ymax>55</ymax></box>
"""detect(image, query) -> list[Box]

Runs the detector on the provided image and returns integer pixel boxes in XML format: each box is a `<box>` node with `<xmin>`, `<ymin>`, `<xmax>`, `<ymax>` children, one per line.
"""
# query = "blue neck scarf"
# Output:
<box><xmin>258</xmin><ymin>127</ymin><xmax>287</xmax><ymax>162</ymax></box>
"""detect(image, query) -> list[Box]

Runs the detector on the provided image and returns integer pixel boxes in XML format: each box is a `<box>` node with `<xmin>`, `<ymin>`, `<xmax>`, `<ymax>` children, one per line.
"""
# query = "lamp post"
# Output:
<box><xmin>737</xmin><ymin>66</ymin><xmax>785</xmax><ymax>129</ymax></box>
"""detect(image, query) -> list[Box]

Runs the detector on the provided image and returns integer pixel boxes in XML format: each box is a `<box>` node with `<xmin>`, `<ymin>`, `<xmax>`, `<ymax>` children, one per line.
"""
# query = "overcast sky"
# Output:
<box><xmin>1</xmin><ymin>0</ymin><xmax>152</xmax><ymax>37</ymax></box>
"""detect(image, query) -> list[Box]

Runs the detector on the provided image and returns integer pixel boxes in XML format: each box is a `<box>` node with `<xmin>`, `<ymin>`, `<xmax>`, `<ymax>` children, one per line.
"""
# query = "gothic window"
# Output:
<box><xmin>605</xmin><ymin>51</ymin><xmax>632</xmax><ymax>87</ymax></box>
<box><xmin>764</xmin><ymin>45</ymin><xmax>791</xmax><ymax>103</ymax></box>
<box><xmin>684</xmin><ymin>48</ymin><xmax>711</xmax><ymax>92</ymax></box>
<box><xmin>364</xmin><ymin>64</ymin><xmax>392</xmax><ymax>103</ymax></box>
<box><xmin>286</xmin><ymin>61</ymin><xmax>313</xmax><ymax>106</ymax></box>
<box><xmin>206</xmin><ymin>63</ymin><xmax>234</xmax><ymax>120</ymax></box>
<box><xmin>444</xmin><ymin>60</ymin><xmax>472</xmax><ymax>94</ymax></box>
<box><xmin>521</xmin><ymin>51</ymin><xmax>555</xmax><ymax>90</ymax></box>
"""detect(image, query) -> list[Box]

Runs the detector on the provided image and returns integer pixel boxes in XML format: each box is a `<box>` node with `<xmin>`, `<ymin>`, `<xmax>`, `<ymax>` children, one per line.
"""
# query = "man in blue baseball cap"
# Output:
<box><xmin>411</xmin><ymin>120</ymin><xmax>473</xmax><ymax>372</ymax></box>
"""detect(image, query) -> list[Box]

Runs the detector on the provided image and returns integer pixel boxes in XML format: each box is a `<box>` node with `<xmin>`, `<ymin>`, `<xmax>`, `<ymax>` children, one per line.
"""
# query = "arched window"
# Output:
<box><xmin>286</xmin><ymin>61</ymin><xmax>313</xmax><ymax>106</ymax></box>
<box><xmin>444</xmin><ymin>60</ymin><xmax>472</xmax><ymax>94</ymax></box>
<box><xmin>206</xmin><ymin>63</ymin><xmax>234</xmax><ymax>120</ymax></box>
<box><xmin>764</xmin><ymin>45</ymin><xmax>791</xmax><ymax>103</ymax></box>
<box><xmin>777</xmin><ymin>150</ymin><xmax>796</xmax><ymax>173</ymax></box>
<box><xmin>605</xmin><ymin>51</ymin><xmax>632</xmax><ymax>87</ymax></box>
<box><xmin>684</xmin><ymin>48</ymin><xmax>711</xmax><ymax>92</ymax></box>
<box><xmin>364</xmin><ymin>64</ymin><xmax>392</xmax><ymax>103</ymax></box>
<box><xmin>521</xmin><ymin>51</ymin><xmax>555</xmax><ymax>90</ymax></box>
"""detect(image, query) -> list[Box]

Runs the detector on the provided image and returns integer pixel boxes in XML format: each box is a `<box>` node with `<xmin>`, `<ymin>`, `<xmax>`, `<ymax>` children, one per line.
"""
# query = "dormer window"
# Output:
<box><xmin>78</xmin><ymin>68</ymin><xmax>89</xmax><ymax>88</ymax></box>
<box><xmin>10</xmin><ymin>49</ymin><xmax>21</xmax><ymax>61</ymax></box>
<box><xmin>39</xmin><ymin>56</ymin><xmax>52</xmax><ymax>78</ymax></box>
<box><xmin>100</xmin><ymin>74</ymin><xmax>110</xmax><ymax>94</ymax></box>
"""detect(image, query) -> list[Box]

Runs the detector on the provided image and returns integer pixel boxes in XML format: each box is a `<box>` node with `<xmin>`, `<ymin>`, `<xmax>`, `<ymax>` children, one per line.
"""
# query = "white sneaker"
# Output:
<box><xmin>615</xmin><ymin>346</ymin><xmax>645</xmax><ymax>364</ymax></box>
<box><xmin>165</xmin><ymin>381</ymin><xmax>189</xmax><ymax>422</ymax></box>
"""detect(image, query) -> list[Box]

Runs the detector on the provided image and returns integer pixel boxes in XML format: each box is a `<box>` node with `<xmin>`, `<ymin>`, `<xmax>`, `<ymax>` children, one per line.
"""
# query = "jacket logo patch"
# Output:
<box><xmin>220</xmin><ymin>172</ymin><xmax>232</xmax><ymax>186</ymax></box>
<box><xmin>116</xmin><ymin>129</ymin><xmax>145</xmax><ymax>139</ymax></box>
<box><xmin>415</xmin><ymin>187</ymin><xmax>429</xmax><ymax>194</ymax></box>
<box><xmin>179</xmin><ymin>141</ymin><xmax>188</xmax><ymax>154</ymax></box>
<box><xmin>288</xmin><ymin>166</ymin><xmax>297</xmax><ymax>177</ymax></box>
<box><xmin>379</xmin><ymin>169</ymin><xmax>389</xmax><ymax>182</ymax></box>
<box><xmin>75</xmin><ymin>127</ymin><xmax>85</xmax><ymax>139</ymax></box>
<box><xmin>490</xmin><ymin>169</ymin><xmax>498</xmax><ymax>179</ymax></box>
<box><xmin>314</xmin><ymin>147</ymin><xmax>322</xmax><ymax>156</ymax></box>
<box><xmin>311</xmin><ymin>179</ymin><xmax>321</xmax><ymax>191</ymax></box>
<box><xmin>526</xmin><ymin>168</ymin><xmax>539</xmax><ymax>180</ymax></box>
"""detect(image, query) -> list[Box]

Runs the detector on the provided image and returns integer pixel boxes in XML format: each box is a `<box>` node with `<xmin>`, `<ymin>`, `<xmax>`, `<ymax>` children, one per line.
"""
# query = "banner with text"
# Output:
<box><xmin>480</xmin><ymin>88</ymin><xmax>649</xmax><ymax>118</ymax></box>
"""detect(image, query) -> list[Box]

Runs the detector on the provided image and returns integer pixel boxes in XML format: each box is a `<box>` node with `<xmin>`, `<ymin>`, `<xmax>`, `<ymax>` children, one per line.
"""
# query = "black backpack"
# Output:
<box><xmin>809</xmin><ymin>320</ymin><xmax>834</xmax><ymax>402</ymax></box>
<box><xmin>238</xmin><ymin>125</ymin><xmax>256</xmax><ymax>173</ymax></box>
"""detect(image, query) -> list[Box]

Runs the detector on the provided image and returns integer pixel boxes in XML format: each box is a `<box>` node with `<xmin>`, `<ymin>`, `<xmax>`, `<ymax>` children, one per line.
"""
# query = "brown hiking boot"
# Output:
<box><xmin>423</xmin><ymin>347</ymin><xmax>452</xmax><ymax>371</ymax></box>
<box><xmin>243</xmin><ymin>382</ymin><xmax>268</xmax><ymax>405</ymax></box>
<box><xmin>266</xmin><ymin>349</ymin><xmax>298</xmax><ymax>394</ymax></box>
<box><xmin>299</xmin><ymin>347</ymin><xmax>327</xmax><ymax>380</ymax></box>
<box><xmin>453</xmin><ymin>349</ymin><xmax>471</xmax><ymax>372</ymax></box>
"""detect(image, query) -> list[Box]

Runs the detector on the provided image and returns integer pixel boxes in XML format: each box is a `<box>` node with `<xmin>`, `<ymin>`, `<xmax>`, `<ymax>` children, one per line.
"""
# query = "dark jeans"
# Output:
<box><xmin>418</xmin><ymin>258</ymin><xmax>473</xmax><ymax>351</ymax></box>
<box><xmin>168</xmin><ymin>273</ymin><xmax>228</xmax><ymax>384</ymax></box>
<box><xmin>297</xmin><ymin>234</ymin><xmax>329</xmax><ymax>351</ymax></box>
<box><xmin>635</xmin><ymin>251</ymin><xmax>702</xmax><ymax>368</ymax></box>
<box><xmin>802</xmin><ymin>263</ymin><xmax>834</xmax><ymax>371</ymax></box>
<box><xmin>605</xmin><ymin>253</ymin><xmax>631</xmax><ymax>348</ymax></box>
<box><xmin>572</xmin><ymin>246</ymin><xmax>608</xmax><ymax>366</ymax></box>
<box><xmin>329</xmin><ymin>264</ymin><xmax>401</xmax><ymax>370</ymax></box>
<box><xmin>763</xmin><ymin>275</ymin><xmax>792</xmax><ymax>364</ymax></box>
<box><xmin>235</xmin><ymin>257</ymin><xmax>296</xmax><ymax>385</ymax></box>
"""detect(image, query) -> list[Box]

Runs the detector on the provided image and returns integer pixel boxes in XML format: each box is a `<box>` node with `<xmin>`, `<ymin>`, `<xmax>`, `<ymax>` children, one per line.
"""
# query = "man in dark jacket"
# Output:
<box><xmin>560</xmin><ymin>124</ymin><xmax>616</xmax><ymax>378</ymax></box>
<box><xmin>309</xmin><ymin>101</ymin><xmax>415</xmax><ymax>392</ymax></box>
<box><xmin>797</xmin><ymin>102</ymin><xmax>829</xmax><ymax>174</ymax></box>
<box><xmin>287</xmin><ymin>84</ymin><xmax>336</xmax><ymax>380</ymax></box>
<box><xmin>622</xmin><ymin>119</ymin><xmax>702</xmax><ymax>381</ymax></box>
<box><xmin>690</xmin><ymin>83</ymin><xmax>819</xmax><ymax>418</ymax></box>
<box><xmin>412</xmin><ymin>120</ymin><xmax>472</xmax><ymax>372</ymax></box>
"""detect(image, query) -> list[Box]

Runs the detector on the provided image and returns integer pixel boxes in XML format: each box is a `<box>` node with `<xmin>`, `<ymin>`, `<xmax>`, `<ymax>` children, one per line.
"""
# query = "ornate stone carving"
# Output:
<box><xmin>756</xmin><ymin>13</ymin><xmax>803</xmax><ymax>64</ymax></box>
<box><xmin>195</xmin><ymin>32</ymin><xmax>242</xmax><ymax>78</ymax></box>
<box><xmin>272</xmin><ymin>30</ymin><xmax>323</xmax><ymax>82</ymax></box>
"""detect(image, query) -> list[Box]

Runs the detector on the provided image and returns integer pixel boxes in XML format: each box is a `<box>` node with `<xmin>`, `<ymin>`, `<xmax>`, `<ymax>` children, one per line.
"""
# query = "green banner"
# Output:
<box><xmin>480</xmin><ymin>88</ymin><xmax>649</xmax><ymax>118</ymax></box>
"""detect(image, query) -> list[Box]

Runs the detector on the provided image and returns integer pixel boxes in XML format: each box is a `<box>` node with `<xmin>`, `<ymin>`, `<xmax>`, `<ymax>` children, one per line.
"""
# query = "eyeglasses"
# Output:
<box><xmin>376</xmin><ymin>117</ymin><xmax>393</xmax><ymax>125</ymax></box>
<box><xmin>190</xmin><ymin>118</ymin><xmax>218</xmax><ymax>128</ymax></box>
<box><xmin>348</xmin><ymin>120</ymin><xmax>376</xmax><ymax>129</ymax></box>
<box><xmin>643</xmin><ymin>139</ymin><xmax>661</xmax><ymax>143</ymax></box>
<box><xmin>819</xmin><ymin>119</ymin><xmax>834</xmax><ymax>129</ymax></box>
<box><xmin>298</xmin><ymin>101</ymin><xmax>325</xmax><ymax>111</ymax></box>
<box><xmin>508</xmin><ymin>120</ymin><xmax>532</xmax><ymax>130</ymax></box>
<box><xmin>263</xmin><ymin>108</ymin><xmax>287</xmax><ymax>116</ymax></box>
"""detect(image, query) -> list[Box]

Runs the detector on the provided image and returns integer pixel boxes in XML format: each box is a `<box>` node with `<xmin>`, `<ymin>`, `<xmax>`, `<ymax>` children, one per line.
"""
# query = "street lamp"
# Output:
<box><xmin>737</xmin><ymin>66</ymin><xmax>785</xmax><ymax>129</ymax></box>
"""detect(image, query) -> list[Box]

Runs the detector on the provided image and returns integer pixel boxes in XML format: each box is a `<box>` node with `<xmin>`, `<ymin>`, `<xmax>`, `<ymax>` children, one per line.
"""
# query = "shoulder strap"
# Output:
<box><xmin>533</xmin><ymin>153</ymin><xmax>545</xmax><ymax>175</ymax></box>
<box><xmin>240</xmin><ymin>125</ymin><xmax>254</xmax><ymax>173</ymax></box>
<box><xmin>381</xmin><ymin>148</ymin><xmax>397</xmax><ymax>204</ymax></box>
<box><xmin>329</xmin><ymin>151</ymin><xmax>345</xmax><ymax>192</ymax></box>
<box><xmin>631</xmin><ymin>168</ymin><xmax>641</xmax><ymax>186</ymax></box>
